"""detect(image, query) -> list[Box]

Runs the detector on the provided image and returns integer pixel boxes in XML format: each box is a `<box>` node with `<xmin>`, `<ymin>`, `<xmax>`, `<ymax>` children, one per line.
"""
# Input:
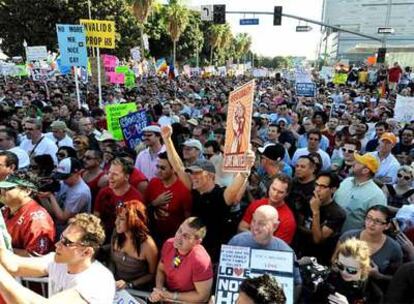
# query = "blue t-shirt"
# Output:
<box><xmin>228</xmin><ymin>232</ymin><xmax>302</xmax><ymax>285</ymax></box>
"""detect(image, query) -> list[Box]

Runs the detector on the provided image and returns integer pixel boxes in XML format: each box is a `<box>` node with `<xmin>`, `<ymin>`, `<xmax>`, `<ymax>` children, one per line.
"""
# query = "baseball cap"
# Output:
<box><xmin>53</xmin><ymin>157</ymin><xmax>83</xmax><ymax>180</ymax></box>
<box><xmin>354</xmin><ymin>152</ymin><xmax>380</xmax><ymax>173</ymax></box>
<box><xmin>0</xmin><ymin>175</ymin><xmax>37</xmax><ymax>190</ymax></box>
<box><xmin>380</xmin><ymin>132</ymin><xmax>397</xmax><ymax>145</ymax></box>
<box><xmin>97</xmin><ymin>130</ymin><xmax>116</xmax><ymax>142</ymax></box>
<box><xmin>142</xmin><ymin>125</ymin><xmax>161</xmax><ymax>134</ymax></box>
<box><xmin>185</xmin><ymin>160</ymin><xmax>216</xmax><ymax>174</ymax></box>
<box><xmin>187</xmin><ymin>118</ymin><xmax>199</xmax><ymax>126</ymax></box>
<box><xmin>258</xmin><ymin>143</ymin><xmax>285</xmax><ymax>162</ymax></box>
<box><xmin>50</xmin><ymin>121</ymin><xmax>67</xmax><ymax>130</ymax></box>
<box><xmin>183</xmin><ymin>139</ymin><xmax>203</xmax><ymax>151</ymax></box>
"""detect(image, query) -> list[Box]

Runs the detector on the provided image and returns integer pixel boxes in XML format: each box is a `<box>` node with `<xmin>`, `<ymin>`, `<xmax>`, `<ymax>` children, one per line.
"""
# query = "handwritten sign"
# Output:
<box><xmin>296</xmin><ymin>83</ymin><xmax>316</xmax><ymax>97</ymax></box>
<box><xmin>56</xmin><ymin>24</ymin><xmax>88</xmax><ymax>67</ymax></box>
<box><xmin>394</xmin><ymin>94</ymin><xmax>414</xmax><ymax>123</ymax></box>
<box><xmin>215</xmin><ymin>245</ymin><xmax>294</xmax><ymax>304</ymax></box>
<box><xmin>106</xmin><ymin>103</ymin><xmax>137</xmax><ymax>140</ymax></box>
<box><xmin>223</xmin><ymin>80</ymin><xmax>255</xmax><ymax>173</ymax></box>
<box><xmin>27</xmin><ymin>46</ymin><xmax>48</xmax><ymax>62</ymax></box>
<box><xmin>80</xmin><ymin>19</ymin><xmax>115</xmax><ymax>49</ymax></box>
<box><xmin>119</xmin><ymin>110</ymin><xmax>148</xmax><ymax>149</ymax></box>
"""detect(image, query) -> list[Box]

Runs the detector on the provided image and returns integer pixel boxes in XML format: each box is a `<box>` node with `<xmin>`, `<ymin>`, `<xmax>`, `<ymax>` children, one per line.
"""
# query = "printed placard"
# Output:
<box><xmin>80</xmin><ymin>19</ymin><xmax>116</xmax><ymax>49</ymax></box>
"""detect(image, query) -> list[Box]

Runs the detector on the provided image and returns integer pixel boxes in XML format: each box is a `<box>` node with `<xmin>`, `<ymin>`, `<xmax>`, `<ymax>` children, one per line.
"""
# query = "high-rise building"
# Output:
<box><xmin>321</xmin><ymin>0</ymin><xmax>414</xmax><ymax>65</ymax></box>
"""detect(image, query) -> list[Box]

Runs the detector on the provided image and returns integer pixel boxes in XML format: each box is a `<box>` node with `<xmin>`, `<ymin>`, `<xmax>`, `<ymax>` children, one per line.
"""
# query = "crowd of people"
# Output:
<box><xmin>0</xmin><ymin>61</ymin><xmax>413</xmax><ymax>303</ymax></box>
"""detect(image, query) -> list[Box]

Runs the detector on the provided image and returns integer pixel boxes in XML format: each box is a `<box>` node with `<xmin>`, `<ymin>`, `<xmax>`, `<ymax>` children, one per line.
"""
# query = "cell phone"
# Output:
<box><xmin>392</xmin><ymin>219</ymin><xmax>401</xmax><ymax>233</ymax></box>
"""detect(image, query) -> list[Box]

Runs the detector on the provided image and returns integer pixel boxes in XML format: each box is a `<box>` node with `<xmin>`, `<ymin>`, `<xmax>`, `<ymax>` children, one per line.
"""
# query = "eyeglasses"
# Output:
<box><xmin>342</xmin><ymin>148</ymin><xmax>355</xmax><ymax>153</ymax></box>
<box><xmin>315</xmin><ymin>182</ymin><xmax>330</xmax><ymax>189</ymax></box>
<box><xmin>365</xmin><ymin>215</ymin><xmax>387</xmax><ymax>226</ymax></box>
<box><xmin>335</xmin><ymin>262</ymin><xmax>359</xmax><ymax>275</ymax></box>
<box><xmin>397</xmin><ymin>173</ymin><xmax>411</xmax><ymax>181</ymax></box>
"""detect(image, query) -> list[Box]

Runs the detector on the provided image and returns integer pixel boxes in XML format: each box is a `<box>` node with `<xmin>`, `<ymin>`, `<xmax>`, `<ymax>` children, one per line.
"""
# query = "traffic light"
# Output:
<box><xmin>273</xmin><ymin>6</ymin><xmax>282</xmax><ymax>26</ymax></box>
<box><xmin>377</xmin><ymin>48</ymin><xmax>387</xmax><ymax>63</ymax></box>
<box><xmin>213</xmin><ymin>5</ymin><xmax>226</xmax><ymax>24</ymax></box>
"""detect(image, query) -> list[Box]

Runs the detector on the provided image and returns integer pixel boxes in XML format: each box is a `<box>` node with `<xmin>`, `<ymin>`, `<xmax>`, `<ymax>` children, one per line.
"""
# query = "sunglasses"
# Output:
<box><xmin>342</xmin><ymin>148</ymin><xmax>355</xmax><ymax>153</ymax></box>
<box><xmin>397</xmin><ymin>173</ymin><xmax>411</xmax><ymax>181</ymax></box>
<box><xmin>336</xmin><ymin>262</ymin><xmax>359</xmax><ymax>275</ymax></box>
<box><xmin>59</xmin><ymin>235</ymin><xmax>84</xmax><ymax>247</ymax></box>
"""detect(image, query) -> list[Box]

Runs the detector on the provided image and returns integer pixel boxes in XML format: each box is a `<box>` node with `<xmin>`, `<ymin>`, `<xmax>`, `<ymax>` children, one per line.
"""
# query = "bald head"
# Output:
<box><xmin>254</xmin><ymin>205</ymin><xmax>279</xmax><ymax>223</ymax></box>
<box><xmin>251</xmin><ymin>205</ymin><xmax>280</xmax><ymax>245</ymax></box>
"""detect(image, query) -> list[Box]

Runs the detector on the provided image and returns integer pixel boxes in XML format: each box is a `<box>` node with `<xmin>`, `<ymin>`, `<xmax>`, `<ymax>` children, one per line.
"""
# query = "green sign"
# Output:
<box><xmin>125</xmin><ymin>70</ymin><xmax>136</xmax><ymax>89</ymax></box>
<box><xmin>105</xmin><ymin>102</ymin><xmax>137</xmax><ymax>140</ymax></box>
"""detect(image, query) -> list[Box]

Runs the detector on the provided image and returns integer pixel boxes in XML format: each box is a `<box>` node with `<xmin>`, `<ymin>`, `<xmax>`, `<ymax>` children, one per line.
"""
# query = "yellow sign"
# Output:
<box><xmin>80</xmin><ymin>19</ymin><xmax>115</xmax><ymax>49</ymax></box>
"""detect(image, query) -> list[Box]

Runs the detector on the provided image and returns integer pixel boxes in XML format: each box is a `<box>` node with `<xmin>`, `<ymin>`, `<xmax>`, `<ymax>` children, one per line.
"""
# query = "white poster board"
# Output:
<box><xmin>394</xmin><ymin>94</ymin><xmax>414</xmax><ymax>123</ymax></box>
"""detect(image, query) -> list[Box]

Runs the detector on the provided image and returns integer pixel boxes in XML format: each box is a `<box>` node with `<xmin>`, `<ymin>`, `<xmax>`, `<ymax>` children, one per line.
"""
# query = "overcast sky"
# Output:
<box><xmin>186</xmin><ymin>0</ymin><xmax>325</xmax><ymax>59</ymax></box>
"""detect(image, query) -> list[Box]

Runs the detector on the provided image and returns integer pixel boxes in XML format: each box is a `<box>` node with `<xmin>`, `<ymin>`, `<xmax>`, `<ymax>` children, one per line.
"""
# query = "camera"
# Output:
<box><xmin>298</xmin><ymin>257</ymin><xmax>331</xmax><ymax>293</ymax></box>
<box><xmin>38</xmin><ymin>177</ymin><xmax>61</xmax><ymax>193</ymax></box>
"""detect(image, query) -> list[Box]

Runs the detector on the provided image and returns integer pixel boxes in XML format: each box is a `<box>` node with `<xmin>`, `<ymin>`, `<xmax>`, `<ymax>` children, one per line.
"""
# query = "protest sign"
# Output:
<box><xmin>106</xmin><ymin>103</ymin><xmax>137</xmax><ymax>140</ymax></box>
<box><xmin>119</xmin><ymin>110</ymin><xmax>148</xmax><ymax>149</ymax></box>
<box><xmin>394</xmin><ymin>95</ymin><xmax>414</xmax><ymax>123</ymax></box>
<box><xmin>130</xmin><ymin>47</ymin><xmax>141</xmax><ymax>61</ymax></box>
<box><xmin>27</xmin><ymin>46</ymin><xmax>48</xmax><ymax>62</ymax></box>
<box><xmin>223</xmin><ymin>80</ymin><xmax>254</xmax><ymax>172</ymax></box>
<box><xmin>125</xmin><ymin>70</ymin><xmax>136</xmax><ymax>89</ymax></box>
<box><xmin>215</xmin><ymin>245</ymin><xmax>294</xmax><ymax>304</ymax></box>
<box><xmin>113</xmin><ymin>290</ymin><xmax>140</xmax><ymax>304</ymax></box>
<box><xmin>56</xmin><ymin>24</ymin><xmax>88</xmax><ymax>67</ymax></box>
<box><xmin>320</xmin><ymin>66</ymin><xmax>333</xmax><ymax>82</ymax></box>
<box><xmin>333</xmin><ymin>72</ymin><xmax>347</xmax><ymax>85</ymax></box>
<box><xmin>294</xmin><ymin>66</ymin><xmax>312</xmax><ymax>84</ymax></box>
<box><xmin>296</xmin><ymin>82</ymin><xmax>316</xmax><ymax>97</ymax></box>
<box><xmin>80</xmin><ymin>19</ymin><xmax>115</xmax><ymax>49</ymax></box>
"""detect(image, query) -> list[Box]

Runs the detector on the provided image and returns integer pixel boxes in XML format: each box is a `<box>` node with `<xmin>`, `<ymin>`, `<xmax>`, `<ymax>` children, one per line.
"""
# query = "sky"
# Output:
<box><xmin>185</xmin><ymin>0</ymin><xmax>325</xmax><ymax>59</ymax></box>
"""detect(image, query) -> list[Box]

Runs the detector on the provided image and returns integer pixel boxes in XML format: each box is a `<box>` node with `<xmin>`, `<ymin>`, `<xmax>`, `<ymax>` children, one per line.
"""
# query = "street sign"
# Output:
<box><xmin>240</xmin><ymin>18</ymin><xmax>259</xmax><ymax>25</ymax></box>
<box><xmin>378</xmin><ymin>27</ymin><xmax>394</xmax><ymax>34</ymax></box>
<box><xmin>296</xmin><ymin>25</ymin><xmax>312</xmax><ymax>32</ymax></box>
<box><xmin>201</xmin><ymin>5</ymin><xmax>213</xmax><ymax>21</ymax></box>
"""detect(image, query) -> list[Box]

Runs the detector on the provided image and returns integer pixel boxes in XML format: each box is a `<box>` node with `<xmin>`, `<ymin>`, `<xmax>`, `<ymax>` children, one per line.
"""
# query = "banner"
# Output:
<box><xmin>80</xmin><ymin>19</ymin><xmax>115</xmax><ymax>49</ymax></box>
<box><xmin>394</xmin><ymin>94</ymin><xmax>414</xmax><ymax>123</ymax></box>
<box><xmin>27</xmin><ymin>46</ymin><xmax>48</xmax><ymax>62</ymax></box>
<box><xmin>296</xmin><ymin>83</ymin><xmax>316</xmax><ymax>97</ymax></box>
<box><xmin>223</xmin><ymin>80</ymin><xmax>255</xmax><ymax>172</ymax></box>
<box><xmin>56</xmin><ymin>24</ymin><xmax>88</xmax><ymax>67</ymax></box>
<box><xmin>106</xmin><ymin>103</ymin><xmax>137</xmax><ymax>140</ymax></box>
<box><xmin>119</xmin><ymin>110</ymin><xmax>148</xmax><ymax>149</ymax></box>
<box><xmin>215</xmin><ymin>245</ymin><xmax>294</xmax><ymax>304</ymax></box>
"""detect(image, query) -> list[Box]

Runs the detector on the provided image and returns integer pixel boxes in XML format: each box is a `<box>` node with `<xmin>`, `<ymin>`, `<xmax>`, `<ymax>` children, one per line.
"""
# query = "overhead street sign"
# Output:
<box><xmin>240</xmin><ymin>18</ymin><xmax>259</xmax><ymax>25</ymax></box>
<box><xmin>201</xmin><ymin>5</ymin><xmax>213</xmax><ymax>21</ymax></box>
<box><xmin>296</xmin><ymin>25</ymin><xmax>312</xmax><ymax>32</ymax></box>
<box><xmin>378</xmin><ymin>27</ymin><xmax>394</xmax><ymax>34</ymax></box>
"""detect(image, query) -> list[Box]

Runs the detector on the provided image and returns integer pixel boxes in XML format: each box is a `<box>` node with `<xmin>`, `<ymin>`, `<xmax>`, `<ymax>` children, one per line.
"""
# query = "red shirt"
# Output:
<box><xmin>161</xmin><ymin>238</ymin><xmax>213</xmax><ymax>292</ymax></box>
<box><xmin>146</xmin><ymin>177</ymin><xmax>192</xmax><ymax>242</ymax></box>
<box><xmin>388</xmin><ymin>66</ymin><xmax>403</xmax><ymax>83</ymax></box>
<box><xmin>2</xmin><ymin>200</ymin><xmax>55</xmax><ymax>255</ymax></box>
<box><xmin>242</xmin><ymin>198</ymin><xmax>297</xmax><ymax>244</ymax></box>
<box><xmin>95</xmin><ymin>186</ymin><xmax>144</xmax><ymax>239</ymax></box>
<box><xmin>129</xmin><ymin>168</ymin><xmax>148</xmax><ymax>190</ymax></box>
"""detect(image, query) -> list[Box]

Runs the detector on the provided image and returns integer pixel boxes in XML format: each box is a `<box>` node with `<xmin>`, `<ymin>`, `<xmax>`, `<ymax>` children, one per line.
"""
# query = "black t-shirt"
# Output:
<box><xmin>385</xmin><ymin>261</ymin><xmax>414</xmax><ymax>303</ymax></box>
<box><xmin>192</xmin><ymin>185</ymin><xmax>232</xmax><ymax>262</ymax></box>
<box><xmin>392</xmin><ymin>142</ymin><xmax>414</xmax><ymax>155</ymax></box>
<box><xmin>287</xmin><ymin>178</ymin><xmax>315</xmax><ymax>218</ymax></box>
<box><xmin>298</xmin><ymin>200</ymin><xmax>346</xmax><ymax>265</ymax></box>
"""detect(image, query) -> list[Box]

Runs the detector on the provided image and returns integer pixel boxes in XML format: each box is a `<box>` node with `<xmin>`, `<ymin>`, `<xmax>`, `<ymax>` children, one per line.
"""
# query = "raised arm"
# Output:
<box><xmin>161</xmin><ymin>125</ymin><xmax>192</xmax><ymax>190</ymax></box>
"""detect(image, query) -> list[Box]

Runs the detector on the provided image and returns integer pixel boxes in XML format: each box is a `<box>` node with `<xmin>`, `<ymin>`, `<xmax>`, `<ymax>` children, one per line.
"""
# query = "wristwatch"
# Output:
<box><xmin>127</xmin><ymin>282</ymin><xmax>134</xmax><ymax>289</ymax></box>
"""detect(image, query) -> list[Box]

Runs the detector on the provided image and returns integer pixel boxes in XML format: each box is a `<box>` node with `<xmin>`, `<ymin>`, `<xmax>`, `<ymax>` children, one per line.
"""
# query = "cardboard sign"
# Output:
<box><xmin>27</xmin><ymin>46</ymin><xmax>48</xmax><ymax>62</ymax></box>
<box><xmin>223</xmin><ymin>80</ymin><xmax>255</xmax><ymax>172</ymax></box>
<box><xmin>56</xmin><ymin>24</ymin><xmax>88</xmax><ymax>67</ymax></box>
<box><xmin>119</xmin><ymin>110</ymin><xmax>148</xmax><ymax>149</ymax></box>
<box><xmin>296</xmin><ymin>83</ymin><xmax>316</xmax><ymax>97</ymax></box>
<box><xmin>80</xmin><ymin>19</ymin><xmax>115</xmax><ymax>49</ymax></box>
<box><xmin>106</xmin><ymin>103</ymin><xmax>137</xmax><ymax>140</ymax></box>
<box><xmin>394</xmin><ymin>94</ymin><xmax>414</xmax><ymax>123</ymax></box>
<box><xmin>215</xmin><ymin>245</ymin><xmax>294</xmax><ymax>304</ymax></box>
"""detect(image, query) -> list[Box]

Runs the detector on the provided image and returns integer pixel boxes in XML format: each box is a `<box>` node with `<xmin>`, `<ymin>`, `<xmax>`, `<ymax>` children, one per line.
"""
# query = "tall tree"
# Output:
<box><xmin>208</xmin><ymin>24</ymin><xmax>223</xmax><ymax>65</ymax></box>
<box><xmin>128</xmin><ymin>0</ymin><xmax>155</xmax><ymax>58</ymax></box>
<box><xmin>165</xmin><ymin>0</ymin><xmax>189</xmax><ymax>67</ymax></box>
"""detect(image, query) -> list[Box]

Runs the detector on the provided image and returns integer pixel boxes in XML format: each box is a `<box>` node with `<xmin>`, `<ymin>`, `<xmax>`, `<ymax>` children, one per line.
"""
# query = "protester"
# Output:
<box><xmin>0</xmin><ymin>128</ymin><xmax>30</xmax><ymax>169</ymax></box>
<box><xmin>0</xmin><ymin>151</ymin><xmax>18</xmax><ymax>181</ymax></box>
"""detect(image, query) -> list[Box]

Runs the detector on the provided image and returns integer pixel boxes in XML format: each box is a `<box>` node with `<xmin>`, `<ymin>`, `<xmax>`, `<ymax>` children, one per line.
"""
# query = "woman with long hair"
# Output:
<box><xmin>72</xmin><ymin>135</ymin><xmax>90</xmax><ymax>160</ymax></box>
<box><xmin>110</xmin><ymin>200</ymin><xmax>158</xmax><ymax>291</ymax></box>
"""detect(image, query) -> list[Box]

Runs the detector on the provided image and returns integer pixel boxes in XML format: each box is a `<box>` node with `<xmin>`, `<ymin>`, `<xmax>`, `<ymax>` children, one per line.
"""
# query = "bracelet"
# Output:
<box><xmin>173</xmin><ymin>292</ymin><xmax>179</xmax><ymax>301</ymax></box>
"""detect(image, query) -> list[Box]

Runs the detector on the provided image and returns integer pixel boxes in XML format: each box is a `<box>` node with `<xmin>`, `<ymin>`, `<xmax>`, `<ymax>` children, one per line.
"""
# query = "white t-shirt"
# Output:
<box><xmin>45</xmin><ymin>132</ymin><xmax>74</xmax><ymax>148</ymax></box>
<box><xmin>45</xmin><ymin>253</ymin><xmax>115</xmax><ymax>304</ymax></box>
<box><xmin>19</xmin><ymin>136</ymin><xmax>58</xmax><ymax>164</ymax></box>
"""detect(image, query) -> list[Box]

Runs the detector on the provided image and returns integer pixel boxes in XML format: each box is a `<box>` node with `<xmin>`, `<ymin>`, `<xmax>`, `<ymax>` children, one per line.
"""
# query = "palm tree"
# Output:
<box><xmin>129</xmin><ymin>0</ymin><xmax>156</xmax><ymax>59</ymax></box>
<box><xmin>165</xmin><ymin>1</ymin><xmax>189</xmax><ymax>67</ymax></box>
<box><xmin>208</xmin><ymin>24</ymin><xmax>223</xmax><ymax>65</ymax></box>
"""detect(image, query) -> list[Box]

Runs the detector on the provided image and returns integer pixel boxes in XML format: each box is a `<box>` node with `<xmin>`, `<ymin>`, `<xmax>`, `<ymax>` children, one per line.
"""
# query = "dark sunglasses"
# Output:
<box><xmin>336</xmin><ymin>262</ymin><xmax>359</xmax><ymax>275</ymax></box>
<box><xmin>59</xmin><ymin>235</ymin><xmax>83</xmax><ymax>247</ymax></box>
<box><xmin>342</xmin><ymin>148</ymin><xmax>355</xmax><ymax>153</ymax></box>
<box><xmin>398</xmin><ymin>173</ymin><xmax>411</xmax><ymax>181</ymax></box>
